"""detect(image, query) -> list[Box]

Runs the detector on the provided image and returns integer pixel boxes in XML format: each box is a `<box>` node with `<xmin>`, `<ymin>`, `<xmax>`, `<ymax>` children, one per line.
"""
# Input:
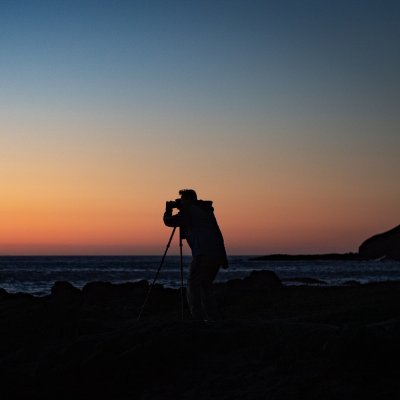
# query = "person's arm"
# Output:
<box><xmin>163</xmin><ymin>202</ymin><xmax>182</xmax><ymax>227</ymax></box>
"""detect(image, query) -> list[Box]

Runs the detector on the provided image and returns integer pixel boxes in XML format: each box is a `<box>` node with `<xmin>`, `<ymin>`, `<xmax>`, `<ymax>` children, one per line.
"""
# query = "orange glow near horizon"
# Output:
<box><xmin>1</xmin><ymin>122</ymin><xmax>398</xmax><ymax>256</ymax></box>
<box><xmin>1</xmin><ymin>102</ymin><xmax>399</xmax><ymax>257</ymax></box>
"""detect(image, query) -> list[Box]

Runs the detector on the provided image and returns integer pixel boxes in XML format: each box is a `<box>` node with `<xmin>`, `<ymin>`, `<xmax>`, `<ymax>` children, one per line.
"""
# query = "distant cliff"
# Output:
<box><xmin>250</xmin><ymin>253</ymin><xmax>359</xmax><ymax>261</ymax></box>
<box><xmin>359</xmin><ymin>225</ymin><xmax>400</xmax><ymax>260</ymax></box>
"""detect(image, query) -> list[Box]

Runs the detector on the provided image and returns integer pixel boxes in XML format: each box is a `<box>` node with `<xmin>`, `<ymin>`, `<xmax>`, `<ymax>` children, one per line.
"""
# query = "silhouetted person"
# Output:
<box><xmin>164</xmin><ymin>189</ymin><xmax>228</xmax><ymax>321</ymax></box>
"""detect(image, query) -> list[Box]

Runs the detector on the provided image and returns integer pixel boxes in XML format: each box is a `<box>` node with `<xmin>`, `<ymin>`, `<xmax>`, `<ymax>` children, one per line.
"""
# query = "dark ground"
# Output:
<box><xmin>1</xmin><ymin>271</ymin><xmax>400</xmax><ymax>399</ymax></box>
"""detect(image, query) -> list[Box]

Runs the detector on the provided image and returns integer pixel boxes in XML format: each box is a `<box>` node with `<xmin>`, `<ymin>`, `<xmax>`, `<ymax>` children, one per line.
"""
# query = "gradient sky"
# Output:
<box><xmin>1</xmin><ymin>0</ymin><xmax>399</xmax><ymax>255</ymax></box>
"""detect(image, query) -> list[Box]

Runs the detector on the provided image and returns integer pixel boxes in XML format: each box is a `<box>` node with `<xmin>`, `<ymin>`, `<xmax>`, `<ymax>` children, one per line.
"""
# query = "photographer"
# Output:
<box><xmin>164</xmin><ymin>189</ymin><xmax>228</xmax><ymax>321</ymax></box>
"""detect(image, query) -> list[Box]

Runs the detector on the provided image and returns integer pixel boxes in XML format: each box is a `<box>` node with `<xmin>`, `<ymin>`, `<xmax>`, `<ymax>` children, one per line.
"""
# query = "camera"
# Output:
<box><xmin>166</xmin><ymin>198</ymin><xmax>182</xmax><ymax>210</ymax></box>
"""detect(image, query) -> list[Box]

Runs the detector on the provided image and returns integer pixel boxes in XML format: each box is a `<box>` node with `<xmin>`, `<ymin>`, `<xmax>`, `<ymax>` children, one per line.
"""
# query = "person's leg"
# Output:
<box><xmin>199</xmin><ymin>256</ymin><xmax>221</xmax><ymax>321</ymax></box>
<box><xmin>186</xmin><ymin>256</ymin><xmax>204</xmax><ymax>320</ymax></box>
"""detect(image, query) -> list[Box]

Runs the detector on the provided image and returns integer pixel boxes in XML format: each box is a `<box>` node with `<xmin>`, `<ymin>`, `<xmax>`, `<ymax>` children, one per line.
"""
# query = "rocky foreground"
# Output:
<box><xmin>1</xmin><ymin>271</ymin><xmax>400</xmax><ymax>400</ymax></box>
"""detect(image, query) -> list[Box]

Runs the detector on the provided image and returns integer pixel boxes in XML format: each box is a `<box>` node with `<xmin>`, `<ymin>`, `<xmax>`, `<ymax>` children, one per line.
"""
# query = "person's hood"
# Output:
<box><xmin>195</xmin><ymin>200</ymin><xmax>214</xmax><ymax>212</ymax></box>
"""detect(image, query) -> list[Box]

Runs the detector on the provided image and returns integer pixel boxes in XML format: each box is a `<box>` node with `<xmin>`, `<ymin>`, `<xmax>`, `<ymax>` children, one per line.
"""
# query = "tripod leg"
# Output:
<box><xmin>179</xmin><ymin>229</ymin><xmax>184</xmax><ymax>320</ymax></box>
<box><xmin>137</xmin><ymin>227</ymin><xmax>176</xmax><ymax>321</ymax></box>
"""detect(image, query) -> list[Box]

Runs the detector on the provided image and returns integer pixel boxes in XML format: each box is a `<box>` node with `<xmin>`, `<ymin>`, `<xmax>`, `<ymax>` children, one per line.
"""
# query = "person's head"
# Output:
<box><xmin>179</xmin><ymin>189</ymin><xmax>197</xmax><ymax>206</ymax></box>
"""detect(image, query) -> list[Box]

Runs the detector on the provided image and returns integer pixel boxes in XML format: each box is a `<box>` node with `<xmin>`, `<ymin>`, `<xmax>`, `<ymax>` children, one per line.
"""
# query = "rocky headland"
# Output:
<box><xmin>1</xmin><ymin>271</ymin><xmax>400</xmax><ymax>399</ymax></box>
<box><xmin>359</xmin><ymin>225</ymin><xmax>400</xmax><ymax>260</ymax></box>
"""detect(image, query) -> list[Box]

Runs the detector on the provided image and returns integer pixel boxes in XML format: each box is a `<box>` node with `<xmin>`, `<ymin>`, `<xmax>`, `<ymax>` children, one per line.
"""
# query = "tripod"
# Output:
<box><xmin>137</xmin><ymin>226</ymin><xmax>185</xmax><ymax>321</ymax></box>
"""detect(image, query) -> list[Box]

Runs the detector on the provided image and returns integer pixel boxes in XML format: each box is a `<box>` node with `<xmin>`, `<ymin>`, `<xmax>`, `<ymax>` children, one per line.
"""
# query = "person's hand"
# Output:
<box><xmin>165</xmin><ymin>201</ymin><xmax>174</xmax><ymax>212</ymax></box>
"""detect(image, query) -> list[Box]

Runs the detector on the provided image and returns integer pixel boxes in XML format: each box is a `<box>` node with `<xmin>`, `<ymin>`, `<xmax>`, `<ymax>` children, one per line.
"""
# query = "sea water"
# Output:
<box><xmin>0</xmin><ymin>256</ymin><xmax>400</xmax><ymax>296</ymax></box>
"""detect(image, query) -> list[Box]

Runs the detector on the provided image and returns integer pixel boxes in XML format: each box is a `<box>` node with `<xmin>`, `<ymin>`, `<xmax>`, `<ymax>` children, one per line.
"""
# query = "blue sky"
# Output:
<box><xmin>2</xmin><ymin>0</ymin><xmax>399</xmax><ymax>119</ymax></box>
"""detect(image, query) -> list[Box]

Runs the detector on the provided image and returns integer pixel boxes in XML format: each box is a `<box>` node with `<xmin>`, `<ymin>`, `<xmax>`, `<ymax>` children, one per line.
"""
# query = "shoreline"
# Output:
<box><xmin>2</xmin><ymin>255</ymin><xmax>400</xmax><ymax>297</ymax></box>
<box><xmin>3</xmin><ymin>276</ymin><xmax>400</xmax><ymax>298</ymax></box>
<box><xmin>2</xmin><ymin>274</ymin><xmax>400</xmax><ymax>298</ymax></box>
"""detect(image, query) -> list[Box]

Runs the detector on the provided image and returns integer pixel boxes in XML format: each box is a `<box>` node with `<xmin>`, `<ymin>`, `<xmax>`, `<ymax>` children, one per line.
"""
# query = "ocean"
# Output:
<box><xmin>1</xmin><ymin>256</ymin><xmax>400</xmax><ymax>296</ymax></box>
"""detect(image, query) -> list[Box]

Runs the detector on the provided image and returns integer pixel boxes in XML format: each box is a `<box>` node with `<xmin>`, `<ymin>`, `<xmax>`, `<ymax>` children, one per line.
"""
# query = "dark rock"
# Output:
<box><xmin>51</xmin><ymin>281</ymin><xmax>81</xmax><ymax>299</ymax></box>
<box><xmin>82</xmin><ymin>280</ymin><xmax>150</xmax><ymax>303</ymax></box>
<box><xmin>343</xmin><ymin>280</ymin><xmax>361</xmax><ymax>286</ymax></box>
<box><xmin>82</xmin><ymin>281</ymin><xmax>117</xmax><ymax>303</ymax></box>
<box><xmin>243</xmin><ymin>270</ymin><xmax>283</xmax><ymax>290</ymax></box>
<box><xmin>9</xmin><ymin>292</ymin><xmax>35</xmax><ymax>300</ymax></box>
<box><xmin>1</xmin><ymin>275</ymin><xmax>400</xmax><ymax>399</ymax></box>
<box><xmin>0</xmin><ymin>287</ymin><xmax>9</xmax><ymax>299</ymax></box>
<box><xmin>359</xmin><ymin>224</ymin><xmax>400</xmax><ymax>260</ymax></box>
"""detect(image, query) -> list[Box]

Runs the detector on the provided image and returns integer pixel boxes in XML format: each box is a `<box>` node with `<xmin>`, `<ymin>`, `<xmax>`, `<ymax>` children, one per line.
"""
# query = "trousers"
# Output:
<box><xmin>186</xmin><ymin>255</ymin><xmax>221</xmax><ymax>320</ymax></box>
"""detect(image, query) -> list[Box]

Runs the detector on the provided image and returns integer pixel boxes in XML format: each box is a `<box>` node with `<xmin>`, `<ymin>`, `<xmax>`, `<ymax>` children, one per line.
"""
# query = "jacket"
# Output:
<box><xmin>163</xmin><ymin>200</ymin><xmax>228</xmax><ymax>268</ymax></box>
